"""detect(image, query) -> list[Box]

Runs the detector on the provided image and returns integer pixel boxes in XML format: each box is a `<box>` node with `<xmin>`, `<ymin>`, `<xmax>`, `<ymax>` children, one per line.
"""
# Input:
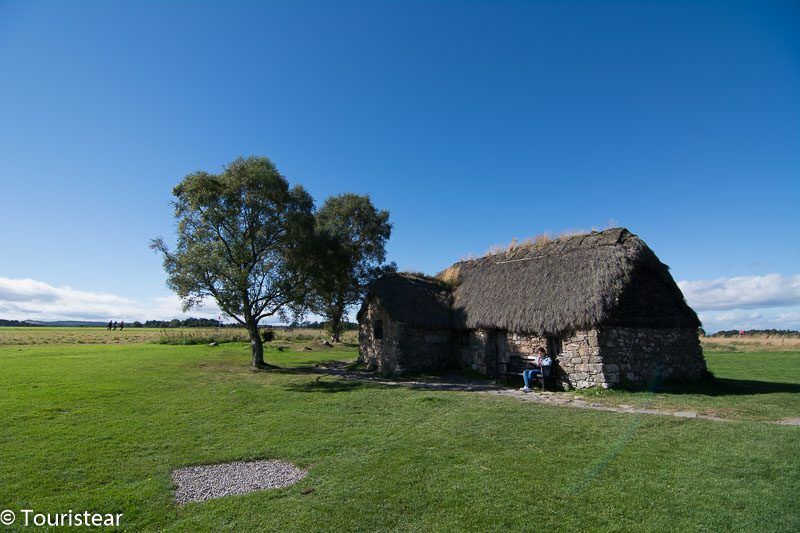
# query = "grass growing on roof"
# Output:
<box><xmin>1</xmin><ymin>339</ymin><xmax>798</xmax><ymax>531</ymax></box>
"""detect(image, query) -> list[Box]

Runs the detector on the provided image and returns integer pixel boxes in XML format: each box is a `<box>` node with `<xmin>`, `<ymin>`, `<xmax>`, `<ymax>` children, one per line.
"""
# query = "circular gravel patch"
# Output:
<box><xmin>171</xmin><ymin>459</ymin><xmax>307</xmax><ymax>504</ymax></box>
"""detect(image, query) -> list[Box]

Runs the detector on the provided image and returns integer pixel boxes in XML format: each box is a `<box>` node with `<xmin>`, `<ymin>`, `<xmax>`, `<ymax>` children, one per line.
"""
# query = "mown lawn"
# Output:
<box><xmin>1</xmin><ymin>343</ymin><xmax>798</xmax><ymax>531</ymax></box>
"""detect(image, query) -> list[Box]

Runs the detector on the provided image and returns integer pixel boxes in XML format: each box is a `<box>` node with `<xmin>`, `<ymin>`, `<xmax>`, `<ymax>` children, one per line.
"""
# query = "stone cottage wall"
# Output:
<box><xmin>396</xmin><ymin>326</ymin><xmax>454</xmax><ymax>373</ymax></box>
<box><xmin>506</xmin><ymin>332</ymin><xmax>548</xmax><ymax>355</ymax></box>
<box><xmin>553</xmin><ymin>329</ymin><xmax>605</xmax><ymax>389</ymax></box>
<box><xmin>458</xmin><ymin>329</ymin><xmax>495</xmax><ymax>375</ymax></box>
<box><xmin>358</xmin><ymin>301</ymin><xmax>401</xmax><ymax>374</ymax></box>
<box><xmin>598</xmin><ymin>327</ymin><xmax>706</xmax><ymax>386</ymax></box>
<box><xmin>358</xmin><ymin>299</ymin><xmax>455</xmax><ymax>375</ymax></box>
<box><xmin>460</xmin><ymin>330</ymin><xmax>551</xmax><ymax>377</ymax></box>
<box><xmin>360</xmin><ymin>300</ymin><xmax>707</xmax><ymax>385</ymax></box>
<box><xmin>502</xmin><ymin>332</ymin><xmax>549</xmax><ymax>377</ymax></box>
<box><xmin>553</xmin><ymin>327</ymin><xmax>706</xmax><ymax>389</ymax></box>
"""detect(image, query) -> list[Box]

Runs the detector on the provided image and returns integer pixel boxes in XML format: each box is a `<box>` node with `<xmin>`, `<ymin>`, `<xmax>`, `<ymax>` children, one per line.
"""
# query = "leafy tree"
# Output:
<box><xmin>310</xmin><ymin>193</ymin><xmax>394</xmax><ymax>342</ymax></box>
<box><xmin>151</xmin><ymin>156</ymin><xmax>316</xmax><ymax>369</ymax></box>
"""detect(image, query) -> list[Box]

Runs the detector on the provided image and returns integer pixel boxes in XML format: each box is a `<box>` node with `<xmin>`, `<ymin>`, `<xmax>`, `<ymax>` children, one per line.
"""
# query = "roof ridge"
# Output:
<box><xmin>391</xmin><ymin>271</ymin><xmax>450</xmax><ymax>287</ymax></box>
<box><xmin>447</xmin><ymin>227</ymin><xmax>634</xmax><ymax>270</ymax></box>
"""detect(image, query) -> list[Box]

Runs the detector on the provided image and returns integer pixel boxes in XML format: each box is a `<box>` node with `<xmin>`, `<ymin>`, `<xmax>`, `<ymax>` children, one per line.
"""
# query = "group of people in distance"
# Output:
<box><xmin>519</xmin><ymin>346</ymin><xmax>553</xmax><ymax>393</ymax></box>
<box><xmin>106</xmin><ymin>320</ymin><xmax>124</xmax><ymax>331</ymax></box>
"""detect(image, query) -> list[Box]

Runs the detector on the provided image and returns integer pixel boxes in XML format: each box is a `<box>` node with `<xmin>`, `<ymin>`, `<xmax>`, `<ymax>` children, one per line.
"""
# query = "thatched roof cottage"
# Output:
<box><xmin>357</xmin><ymin>228</ymin><xmax>707</xmax><ymax>389</ymax></box>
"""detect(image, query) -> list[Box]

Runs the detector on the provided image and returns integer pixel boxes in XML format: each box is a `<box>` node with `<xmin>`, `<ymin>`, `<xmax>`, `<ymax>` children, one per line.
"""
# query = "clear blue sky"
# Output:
<box><xmin>1</xmin><ymin>1</ymin><xmax>798</xmax><ymax>330</ymax></box>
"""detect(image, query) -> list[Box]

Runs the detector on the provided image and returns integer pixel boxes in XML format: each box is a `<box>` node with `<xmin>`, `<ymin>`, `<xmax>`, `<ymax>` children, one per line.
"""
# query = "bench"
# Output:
<box><xmin>498</xmin><ymin>354</ymin><xmax>551</xmax><ymax>391</ymax></box>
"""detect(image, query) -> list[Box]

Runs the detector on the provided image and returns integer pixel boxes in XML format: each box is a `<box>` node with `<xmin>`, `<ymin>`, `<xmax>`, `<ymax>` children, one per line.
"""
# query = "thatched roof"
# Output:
<box><xmin>360</xmin><ymin>228</ymin><xmax>699</xmax><ymax>334</ymax></box>
<box><xmin>443</xmin><ymin>228</ymin><xmax>698</xmax><ymax>334</ymax></box>
<box><xmin>357</xmin><ymin>272</ymin><xmax>454</xmax><ymax>329</ymax></box>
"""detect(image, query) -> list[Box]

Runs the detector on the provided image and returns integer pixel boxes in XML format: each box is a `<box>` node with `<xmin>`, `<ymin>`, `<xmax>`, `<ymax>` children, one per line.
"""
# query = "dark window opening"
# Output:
<box><xmin>373</xmin><ymin>320</ymin><xmax>383</xmax><ymax>339</ymax></box>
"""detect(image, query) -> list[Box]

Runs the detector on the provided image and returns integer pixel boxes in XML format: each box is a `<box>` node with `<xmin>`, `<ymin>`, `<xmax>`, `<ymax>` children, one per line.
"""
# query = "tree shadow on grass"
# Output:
<box><xmin>279</xmin><ymin>362</ymin><xmax>501</xmax><ymax>393</ymax></box>
<box><xmin>285</xmin><ymin>375</ymin><xmax>366</xmax><ymax>394</ymax></box>
<box><xmin>273</xmin><ymin>360</ymin><xmax>353</xmax><ymax>374</ymax></box>
<box><xmin>655</xmin><ymin>377</ymin><xmax>800</xmax><ymax>397</ymax></box>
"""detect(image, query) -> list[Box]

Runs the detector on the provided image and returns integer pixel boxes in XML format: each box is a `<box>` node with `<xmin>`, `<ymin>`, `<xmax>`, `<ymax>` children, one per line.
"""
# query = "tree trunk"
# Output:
<box><xmin>329</xmin><ymin>299</ymin><xmax>347</xmax><ymax>343</ymax></box>
<box><xmin>247</xmin><ymin>320</ymin><xmax>267</xmax><ymax>369</ymax></box>
<box><xmin>329</xmin><ymin>313</ymin><xmax>341</xmax><ymax>343</ymax></box>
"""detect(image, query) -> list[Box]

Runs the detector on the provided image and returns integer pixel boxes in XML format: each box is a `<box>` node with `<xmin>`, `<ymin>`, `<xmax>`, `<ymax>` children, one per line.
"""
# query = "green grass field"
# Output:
<box><xmin>1</xmin><ymin>336</ymin><xmax>798</xmax><ymax>531</ymax></box>
<box><xmin>572</xmin><ymin>351</ymin><xmax>800</xmax><ymax>422</ymax></box>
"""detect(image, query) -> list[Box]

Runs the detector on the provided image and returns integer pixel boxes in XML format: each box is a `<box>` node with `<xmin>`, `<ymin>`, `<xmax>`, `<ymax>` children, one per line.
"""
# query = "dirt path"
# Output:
<box><xmin>482</xmin><ymin>388</ymin><xmax>730</xmax><ymax>422</ymax></box>
<box><xmin>306</xmin><ymin>363</ymin><xmax>800</xmax><ymax>425</ymax></box>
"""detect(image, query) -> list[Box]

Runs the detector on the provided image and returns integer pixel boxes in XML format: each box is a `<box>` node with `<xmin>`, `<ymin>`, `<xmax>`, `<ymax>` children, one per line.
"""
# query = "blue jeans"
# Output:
<box><xmin>523</xmin><ymin>369</ymin><xmax>541</xmax><ymax>388</ymax></box>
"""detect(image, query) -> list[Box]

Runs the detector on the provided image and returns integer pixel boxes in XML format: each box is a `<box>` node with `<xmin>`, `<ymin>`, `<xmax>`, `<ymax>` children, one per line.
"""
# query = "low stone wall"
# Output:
<box><xmin>461</xmin><ymin>331</ymin><xmax>555</xmax><ymax>378</ymax></box>
<box><xmin>358</xmin><ymin>301</ymin><xmax>401</xmax><ymax>374</ymax></box>
<box><xmin>397</xmin><ymin>326</ymin><xmax>455</xmax><ymax>373</ymax></box>
<box><xmin>599</xmin><ymin>326</ymin><xmax>706</xmax><ymax>386</ymax></box>
<box><xmin>554</xmin><ymin>327</ymin><xmax>707</xmax><ymax>389</ymax></box>
<box><xmin>361</xmin><ymin>306</ymin><xmax>707</xmax><ymax>386</ymax></box>
<box><xmin>506</xmin><ymin>332</ymin><xmax>548</xmax><ymax>355</ymax></box>
<box><xmin>552</xmin><ymin>330</ymin><xmax>604</xmax><ymax>389</ymax></box>
<box><xmin>459</xmin><ymin>329</ymin><xmax>495</xmax><ymax>375</ymax></box>
<box><xmin>358</xmin><ymin>300</ymin><xmax>455</xmax><ymax>375</ymax></box>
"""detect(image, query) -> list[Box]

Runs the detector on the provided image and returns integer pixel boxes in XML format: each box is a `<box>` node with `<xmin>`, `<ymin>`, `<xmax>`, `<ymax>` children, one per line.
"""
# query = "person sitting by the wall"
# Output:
<box><xmin>520</xmin><ymin>347</ymin><xmax>552</xmax><ymax>393</ymax></box>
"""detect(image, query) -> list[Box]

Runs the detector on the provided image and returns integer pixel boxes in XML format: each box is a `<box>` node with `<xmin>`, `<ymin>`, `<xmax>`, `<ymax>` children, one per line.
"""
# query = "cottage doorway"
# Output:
<box><xmin>494</xmin><ymin>330</ymin><xmax>508</xmax><ymax>375</ymax></box>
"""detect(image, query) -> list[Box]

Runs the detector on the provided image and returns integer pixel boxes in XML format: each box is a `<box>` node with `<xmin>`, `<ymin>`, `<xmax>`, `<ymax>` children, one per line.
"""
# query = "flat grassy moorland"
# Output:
<box><xmin>0</xmin><ymin>326</ymin><xmax>351</xmax><ymax>346</ymax></box>
<box><xmin>0</xmin><ymin>326</ymin><xmax>240</xmax><ymax>345</ymax></box>
<box><xmin>701</xmin><ymin>334</ymin><xmax>800</xmax><ymax>353</ymax></box>
<box><xmin>0</xmin><ymin>335</ymin><xmax>798</xmax><ymax>531</ymax></box>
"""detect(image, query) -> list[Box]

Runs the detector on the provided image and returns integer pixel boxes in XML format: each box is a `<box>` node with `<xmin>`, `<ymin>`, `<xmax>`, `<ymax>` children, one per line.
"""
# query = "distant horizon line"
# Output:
<box><xmin>1</xmin><ymin>319</ymin><xmax>796</xmax><ymax>336</ymax></box>
<box><xmin>0</xmin><ymin>318</ymin><xmax>355</xmax><ymax>327</ymax></box>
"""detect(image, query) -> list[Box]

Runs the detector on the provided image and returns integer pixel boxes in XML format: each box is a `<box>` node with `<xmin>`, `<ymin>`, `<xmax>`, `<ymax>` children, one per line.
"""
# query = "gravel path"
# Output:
<box><xmin>172</xmin><ymin>459</ymin><xmax>307</xmax><ymax>504</ymax></box>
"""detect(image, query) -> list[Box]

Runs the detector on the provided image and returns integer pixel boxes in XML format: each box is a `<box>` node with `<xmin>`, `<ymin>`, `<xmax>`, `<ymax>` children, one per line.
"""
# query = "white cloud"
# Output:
<box><xmin>678</xmin><ymin>274</ymin><xmax>800</xmax><ymax>311</ymax></box>
<box><xmin>698</xmin><ymin>307</ymin><xmax>800</xmax><ymax>332</ymax></box>
<box><xmin>5</xmin><ymin>271</ymin><xmax>800</xmax><ymax>330</ymax></box>
<box><xmin>0</xmin><ymin>277</ymin><xmax>224</xmax><ymax>322</ymax></box>
<box><xmin>777</xmin><ymin>311</ymin><xmax>800</xmax><ymax>323</ymax></box>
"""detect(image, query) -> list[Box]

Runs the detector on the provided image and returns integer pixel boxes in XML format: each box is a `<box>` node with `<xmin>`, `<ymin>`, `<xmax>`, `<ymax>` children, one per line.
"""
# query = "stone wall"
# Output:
<box><xmin>358</xmin><ymin>299</ymin><xmax>455</xmax><ymax>375</ymax></box>
<box><xmin>553</xmin><ymin>327</ymin><xmax>707</xmax><ymax>389</ymax></box>
<box><xmin>599</xmin><ymin>326</ymin><xmax>706</xmax><ymax>386</ymax></box>
<box><xmin>554</xmin><ymin>329</ymin><xmax>604</xmax><ymax>389</ymax></box>
<box><xmin>458</xmin><ymin>329</ymin><xmax>495</xmax><ymax>375</ymax></box>
<box><xmin>360</xmin><ymin>300</ymin><xmax>707</xmax><ymax>386</ymax></box>
<box><xmin>506</xmin><ymin>332</ymin><xmax>548</xmax><ymax>355</ymax></box>
<box><xmin>460</xmin><ymin>330</ymin><xmax>552</xmax><ymax>377</ymax></box>
<box><xmin>397</xmin><ymin>327</ymin><xmax>454</xmax><ymax>373</ymax></box>
<box><xmin>501</xmin><ymin>332</ymin><xmax>549</xmax><ymax>377</ymax></box>
<box><xmin>358</xmin><ymin>300</ymin><xmax>401</xmax><ymax>374</ymax></box>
